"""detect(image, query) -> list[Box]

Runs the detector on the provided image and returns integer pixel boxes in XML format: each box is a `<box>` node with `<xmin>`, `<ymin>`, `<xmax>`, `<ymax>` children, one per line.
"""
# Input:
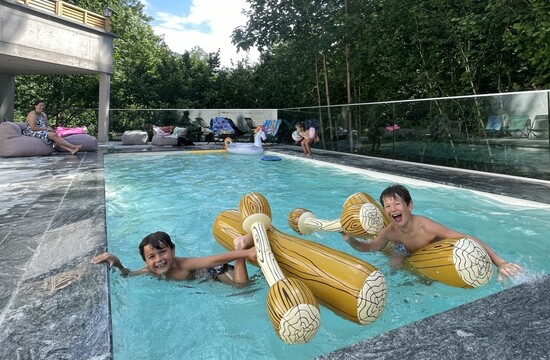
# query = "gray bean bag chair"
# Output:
<box><xmin>122</xmin><ymin>130</ymin><xmax>148</xmax><ymax>145</ymax></box>
<box><xmin>151</xmin><ymin>127</ymin><xmax>188</xmax><ymax>146</ymax></box>
<box><xmin>0</xmin><ymin>121</ymin><xmax>98</xmax><ymax>157</ymax></box>
<box><xmin>54</xmin><ymin>133</ymin><xmax>98</xmax><ymax>152</ymax></box>
<box><xmin>0</xmin><ymin>121</ymin><xmax>53</xmax><ymax>157</ymax></box>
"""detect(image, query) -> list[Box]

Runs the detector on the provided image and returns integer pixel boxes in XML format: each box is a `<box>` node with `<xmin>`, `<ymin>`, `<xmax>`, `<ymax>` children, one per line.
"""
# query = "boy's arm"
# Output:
<box><xmin>90</xmin><ymin>252</ymin><xmax>146</xmax><ymax>277</ymax></box>
<box><xmin>427</xmin><ymin>218</ymin><xmax>523</xmax><ymax>279</ymax></box>
<box><xmin>182</xmin><ymin>249</ymin><xmax>255</xmax><ymax>271</ymax></box>
<box><xmin>341</xmin><ymin>229</ymin><xmax>390</xmax><ymax>252</ymax></box>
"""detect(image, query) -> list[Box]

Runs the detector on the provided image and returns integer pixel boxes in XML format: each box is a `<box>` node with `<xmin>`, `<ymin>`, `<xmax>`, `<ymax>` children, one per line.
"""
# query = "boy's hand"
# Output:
<box><xmin>245</xmin><ymin>247</ymin><xmax>257</xmax><ymax>262</ymax></box>
<box><xmin>91</xmin><ymin>252</ymin><xmax>120</xmax><ymax>269</ymax></box>
<box><xmin>341</xmin><ymin>232</ymin><xmax>351</xmax><ymax>242</ymax></box>
<box><xmin>497</xmin><ymin>262</ymin><xmax>523</xmax><ymax>281</ymax></box>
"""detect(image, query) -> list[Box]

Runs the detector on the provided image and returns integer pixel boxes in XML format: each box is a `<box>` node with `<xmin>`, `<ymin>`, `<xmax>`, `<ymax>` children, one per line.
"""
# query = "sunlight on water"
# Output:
<box><xmin>104</xmin><ymin>152</ymin><xmax>550</xmax><ymax>360</ymax></box>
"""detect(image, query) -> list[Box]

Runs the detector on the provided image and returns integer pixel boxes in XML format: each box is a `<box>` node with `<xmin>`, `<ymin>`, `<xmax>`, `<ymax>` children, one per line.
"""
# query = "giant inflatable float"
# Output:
<box><xmin>288</xmin><ymin>192</ymin><xmax>494</xmax><ymax>288</ymax></box>
<box><xmin>213</xmin><ymin>192</ymin><xmax>387</xmax><ymax>344</ymax></box>
<box><xmin>224</xmin><ymin>127</ymin><xmax>266</xmax><ymax>155</ymax></box>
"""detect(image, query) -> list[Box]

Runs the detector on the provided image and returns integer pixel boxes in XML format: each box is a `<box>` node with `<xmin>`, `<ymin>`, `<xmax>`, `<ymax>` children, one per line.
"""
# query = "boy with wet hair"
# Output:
<box><xmin>342</xmin><ymin>184</ymin><xmax>522</xmax><ymax>281</ymax></box>
<box><xmin>91</xmin><ymin>231</ymin><xmax>256</xmax><ymax>286</ymax></box>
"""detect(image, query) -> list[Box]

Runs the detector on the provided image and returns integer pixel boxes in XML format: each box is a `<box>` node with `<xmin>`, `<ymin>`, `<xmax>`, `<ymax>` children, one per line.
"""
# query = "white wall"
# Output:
<box><xmin>189</xmin><ymin>109</ymin><xmax>278</xmax><ymax>129</ymax></box>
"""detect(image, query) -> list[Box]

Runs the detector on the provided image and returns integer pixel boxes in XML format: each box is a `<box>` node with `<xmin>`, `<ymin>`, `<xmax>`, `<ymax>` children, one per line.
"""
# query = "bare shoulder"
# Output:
<box><xmin>415</xmin><ymin>214</ymin><xmax>433</xmax><ymax>223</ymax></box>
<box><xmin>175</xmin><ymin>256</ymin><xmax>193</xmax><ymax>269</ymax></box>
<box><xmin>415</xmin><ymin>215</ymin><xmax>441</xmax><ymax>229</ymax></box>
<box><xmin>378</xmin><ymin>223</ymin><xmax>398</xmax><ymax>241</ymax></box>
<box><xmin>415</xmin><ymin>215</ymin><xmax>462</xmax><ymax>238</ymax></box>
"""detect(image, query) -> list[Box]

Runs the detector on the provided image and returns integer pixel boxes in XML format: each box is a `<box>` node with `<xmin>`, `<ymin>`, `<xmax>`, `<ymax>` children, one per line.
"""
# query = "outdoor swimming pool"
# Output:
<box><xmin>104</xmin><ymin>152</ymin><xmax>550</xmax><ymax>360</ymax></box>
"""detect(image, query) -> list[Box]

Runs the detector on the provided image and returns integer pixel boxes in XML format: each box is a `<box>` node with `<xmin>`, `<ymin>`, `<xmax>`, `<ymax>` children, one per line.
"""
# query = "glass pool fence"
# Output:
<box><xmin>279</xmin><ymin>90</ymin><xmax>550</xmax><ymax>181</ymax></box>
<box><xmin>67</xmin><ymin>90</ymin><xmax>550</xmax><ymax>180</ymax></box>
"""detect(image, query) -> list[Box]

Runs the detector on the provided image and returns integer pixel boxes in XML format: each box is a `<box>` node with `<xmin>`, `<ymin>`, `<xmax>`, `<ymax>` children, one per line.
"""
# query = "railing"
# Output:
<box><xmin>18</xmin><ymin>0</ymin><xmax>107</xmax><ymax>30</ymax></box>
<box><xmin>279</xmin><ymin>90</ymin><xmax>550</xmax><ymax>180</ymax></box>
<box><xmin>63</xmin><ymin>91</ymin><xmax>550</xmax><ymax>180</ymax></box>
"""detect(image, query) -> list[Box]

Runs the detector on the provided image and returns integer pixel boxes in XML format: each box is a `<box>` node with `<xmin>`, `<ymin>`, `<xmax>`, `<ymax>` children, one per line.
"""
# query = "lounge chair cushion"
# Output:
<box><xmin>153</xmin><ymin>125</ymin><xmax>174</xmax><ymax>136</ymax></box>
<box><xmin>0</xmin><ymin>121</ymin><xmax>53</xmax><ymax>157</ymax></box>
<box><xmin>172</xmin><ymin>127</ymin><xmax>188</xmax><ymax>138</ymax></box>
<box><xmin>151</xmin><ymin>127</ymin><xmax>188</xmax><ymax>146</ymax></box>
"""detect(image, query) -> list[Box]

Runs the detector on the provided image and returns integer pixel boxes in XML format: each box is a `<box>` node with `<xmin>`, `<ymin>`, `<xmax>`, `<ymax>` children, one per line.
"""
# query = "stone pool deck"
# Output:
<box><xmin>0</xmin><ymin>143</ymin><xmax>549</xmax><ymax>359</ymax></box>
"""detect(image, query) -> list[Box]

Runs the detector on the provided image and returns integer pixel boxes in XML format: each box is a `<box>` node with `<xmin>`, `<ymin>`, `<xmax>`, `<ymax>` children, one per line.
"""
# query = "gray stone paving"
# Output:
<box><xmin>0</xmin><ymin>143</ymin><xmax>548</xmax><ymax>359</ymax></box>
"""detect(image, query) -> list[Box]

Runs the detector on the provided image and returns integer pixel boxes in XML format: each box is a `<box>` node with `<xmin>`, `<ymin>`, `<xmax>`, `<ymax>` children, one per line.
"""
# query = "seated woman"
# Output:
<box><xmin>22</xmin><ymin>99</ymin><xmax>82</xmax><ymax>155</ymax></box>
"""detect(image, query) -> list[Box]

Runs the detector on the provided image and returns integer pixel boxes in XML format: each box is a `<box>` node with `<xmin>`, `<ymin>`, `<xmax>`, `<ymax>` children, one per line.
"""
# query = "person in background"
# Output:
<box><xmin>295</xmin><ymin>121</ymin><xmax>317</xmax><ymax>156</ymax></box>
<box><xmin>22</xmin><ymin>99</ymin><xmax>82</xmax><ymax>154</ymax></box>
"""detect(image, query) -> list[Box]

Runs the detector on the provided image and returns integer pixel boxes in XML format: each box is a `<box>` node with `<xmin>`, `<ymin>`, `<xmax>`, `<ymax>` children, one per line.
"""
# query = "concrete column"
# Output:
<box><xmin>0</xmin><ymin>75</ymin><xmax>15</xmax><ymax>122</ymax></box>
<box><xmin>98</xmin><ymin>72</ymin><xmax>110</xmax><ymax>143</ymax></box>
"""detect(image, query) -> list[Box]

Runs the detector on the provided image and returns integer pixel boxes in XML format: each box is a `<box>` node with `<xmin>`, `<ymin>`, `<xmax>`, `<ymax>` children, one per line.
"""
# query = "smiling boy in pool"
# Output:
<box><xmin>91</xmin><ymin>231</ymin><xmax>257</xmax><ymax>286</ymax></box>
<box><xmin>341</xmin><ymin>184</ymin><xmax>523</xmax><ymax>281</ymax></box>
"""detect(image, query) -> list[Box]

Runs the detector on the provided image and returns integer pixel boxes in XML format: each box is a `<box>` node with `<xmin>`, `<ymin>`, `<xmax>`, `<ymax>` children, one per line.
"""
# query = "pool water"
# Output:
<box><xmin>104</xmin><ymin>152</ymin><xmax>550</xmax><ymax>360</ymax></box>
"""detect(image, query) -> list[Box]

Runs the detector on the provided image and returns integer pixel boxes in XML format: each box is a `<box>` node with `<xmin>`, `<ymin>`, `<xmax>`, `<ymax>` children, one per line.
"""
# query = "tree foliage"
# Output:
<box><xmin>13</xmin><ymin>0</ymin><xmax>549</xmax><ymax>135</ymax></box>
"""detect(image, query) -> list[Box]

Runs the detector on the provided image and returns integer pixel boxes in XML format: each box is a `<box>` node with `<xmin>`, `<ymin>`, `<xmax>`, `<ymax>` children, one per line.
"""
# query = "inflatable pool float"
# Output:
<box><xmin>288</xmin><ymin>192</ymin><xmax>389</xmax><ymax>236</ymax></box>
<box><xmin>238</xmin><ymin>193</ymin><xmax>320</xmax><ymax>344</ymax></box>
<box><xmin>289</xmin><ymin>192</ymin><xmax>493</xmax><ymax>288</ymax></box>
<box><xmin>213</xmin><ymin>193</ymin><xmax>387</xmax><ymax>331</ymax></box>
<box><xmin>225</xmin><ymin>126</ymin><xmax>266</xmax><ymax>155</ymax></box>
<box><xmin>261</xmin><ymin>155</ymin><xmax>281</xmax><ymax>161</ymax></box>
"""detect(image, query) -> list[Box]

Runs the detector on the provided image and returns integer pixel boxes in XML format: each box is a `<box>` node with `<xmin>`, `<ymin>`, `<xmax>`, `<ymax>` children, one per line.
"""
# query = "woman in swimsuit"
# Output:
<box><xmin>22</xmin><ymin>99</ymin><xmax>82</xmax><ymax>155</ymax></box>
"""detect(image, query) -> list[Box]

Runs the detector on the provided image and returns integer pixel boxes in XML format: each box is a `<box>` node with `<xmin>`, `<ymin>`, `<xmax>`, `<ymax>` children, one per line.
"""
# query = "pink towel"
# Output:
<box><xmin>385</xmin><ymin>124</ymin><xmax>400</xmax><ymax>131</ymax></box>
<box><xmin>55</xmin><ymin>126</ymin><xmax>87</xmax><ymax>137</ymax></box>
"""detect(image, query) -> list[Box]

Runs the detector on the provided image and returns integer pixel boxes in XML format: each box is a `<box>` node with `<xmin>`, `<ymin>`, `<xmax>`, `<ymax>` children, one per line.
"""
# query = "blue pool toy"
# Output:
<box><xmin>261</xmin><ymin>155</ymin><xmax>282</xmax><ymax>161</ymax></box>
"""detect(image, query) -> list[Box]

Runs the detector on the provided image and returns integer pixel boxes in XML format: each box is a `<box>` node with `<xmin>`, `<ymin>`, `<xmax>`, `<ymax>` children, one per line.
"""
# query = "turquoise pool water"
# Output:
<box><xmin>104</xmin><ymin>152</ymin><xmax>550</xmax><ymax>360</ymax></box>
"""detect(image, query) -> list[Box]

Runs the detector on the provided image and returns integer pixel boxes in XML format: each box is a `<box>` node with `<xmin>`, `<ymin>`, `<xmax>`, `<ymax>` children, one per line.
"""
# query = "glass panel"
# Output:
<box><xmin>279</xmin><ymin>90</ymin><xmax>550</xmax><ymax>180</ymax></box>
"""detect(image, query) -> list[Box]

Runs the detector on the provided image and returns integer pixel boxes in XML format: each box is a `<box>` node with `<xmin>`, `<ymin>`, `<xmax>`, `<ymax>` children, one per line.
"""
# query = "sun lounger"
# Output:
<box><xmin>484</xmin><ymin>115</ymin><xmax>504</xmax><ymax>137</ymax></box>
<box><xmin>262</xmin><ymin>119</ymin><xmax>282</xmax><ymax>144</ymax></box>
<box><xmin>209</xmin><ymin>117</ymin><xmax>241</xmax><ymax>143</ymax></box>
<box><xmin>527</xmin><ymin>115</ymin><xmax>548</xmax><ymax>139</ymax></box>
<box><xmin>191</xmin><ymin>117</ymin><xmax>214</xmax><ymax>142</ymax></box>
<box><xmin>505</xmin><ymin>115</ymin><xmax>530</xmax><ymax>138</ymax></box>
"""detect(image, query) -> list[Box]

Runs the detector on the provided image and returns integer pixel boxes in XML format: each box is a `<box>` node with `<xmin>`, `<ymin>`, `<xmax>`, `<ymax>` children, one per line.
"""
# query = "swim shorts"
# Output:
<box><xmin>393</xmin><ymin>242</ymin><xmax>412</xmax><ymax>257</ymax></box>
<box><xmin>195</xmin><ymin>264</ymin><xmax>233</xmax><ymax>280</ymax></box>
<box><xmin>207</xmin><ymin>263</ymin><xmax>232</xmax><ymax>277</ymax></box>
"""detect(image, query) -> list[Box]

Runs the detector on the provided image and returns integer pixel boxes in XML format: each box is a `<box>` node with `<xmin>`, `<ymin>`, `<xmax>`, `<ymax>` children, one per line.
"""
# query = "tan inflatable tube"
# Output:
<box><xmin>238</xmin><ymin>193</ymin><xmax>320</xmax><ymax>344</ymax></box>
<box><xmin>288</xmin><ymin>192</ymin><xmax>390</xmax><ymax>237</ymax></box>
<box><xmin>406</xmin><ymin>237</ymin><xmax>494</xmax><ymax>288</ymax></box>
<box><xmin>213</xmin><ymin>209</ymin><xmax>387</xmax><ymax>325</ymax></box>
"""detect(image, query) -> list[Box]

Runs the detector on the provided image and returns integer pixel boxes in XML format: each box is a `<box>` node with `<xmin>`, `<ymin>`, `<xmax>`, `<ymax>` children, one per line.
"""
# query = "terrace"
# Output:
<box><xmin>0</xmin><ymin>141</ymin><xmax>549</xmax><ymax>358</ymax></box>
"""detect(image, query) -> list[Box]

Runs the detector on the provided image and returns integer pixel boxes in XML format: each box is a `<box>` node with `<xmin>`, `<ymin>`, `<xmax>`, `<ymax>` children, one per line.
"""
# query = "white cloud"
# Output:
<box><xmin>145</xmin><ymin>0</ymin><xmax>259</xmax><ymax>68</ymax></box>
